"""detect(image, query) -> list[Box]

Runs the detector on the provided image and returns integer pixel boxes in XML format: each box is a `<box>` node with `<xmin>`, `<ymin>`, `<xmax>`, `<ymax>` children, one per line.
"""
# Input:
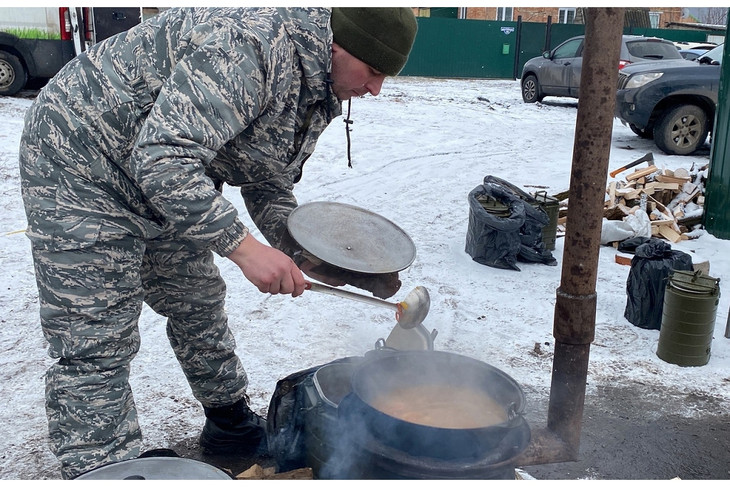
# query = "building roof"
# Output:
<box><xmin>665</xmin><ymin>21</ymin><xmax>727</xmax><ymax>32</ymax></box>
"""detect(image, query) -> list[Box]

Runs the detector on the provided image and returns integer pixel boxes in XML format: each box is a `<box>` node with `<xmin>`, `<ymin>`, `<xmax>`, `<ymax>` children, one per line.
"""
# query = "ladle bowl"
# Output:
<box><xmin>305</xmin><ymin>282</ymin><xmax>430</xmax><ymax>329</ymax></box>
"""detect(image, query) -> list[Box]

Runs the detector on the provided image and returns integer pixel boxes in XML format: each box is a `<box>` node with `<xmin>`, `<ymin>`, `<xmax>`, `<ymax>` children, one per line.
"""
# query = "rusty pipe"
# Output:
<box><xmin>516</xmin><ymin>7</ymin><xmax>625</xmax><ymax>466</ymax></box>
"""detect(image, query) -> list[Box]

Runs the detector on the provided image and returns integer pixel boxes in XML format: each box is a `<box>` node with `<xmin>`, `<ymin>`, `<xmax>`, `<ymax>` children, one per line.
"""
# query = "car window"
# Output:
<box><xmin>699</xmin><ymin>44</ymin><xmax>724</xmax><ymax>65</ymax></box>
<box><xmin>552</xmin><ymin>38</ymin><xmax>583</xmax><ymax>60</ymax></box>
<box><xmin>626</xmin><ymin>40</ymin><xmax>683</xmax><ymax>60</ymax></box>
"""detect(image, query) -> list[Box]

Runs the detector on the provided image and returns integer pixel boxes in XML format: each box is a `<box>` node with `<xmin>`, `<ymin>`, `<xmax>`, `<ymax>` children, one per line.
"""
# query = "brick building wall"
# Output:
<box><xmin>446</xmin><ymin>7</ymin><xmax>688</xmax><ymax>28</ymax></box>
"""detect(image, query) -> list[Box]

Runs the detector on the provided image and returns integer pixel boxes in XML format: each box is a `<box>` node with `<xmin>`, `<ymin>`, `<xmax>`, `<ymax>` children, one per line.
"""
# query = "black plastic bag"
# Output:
<box><xmin>466</xmin><ymin>176</ymin><xmax>557</xmax><ymax>271</ymax></box>
<box><xmin>516</xmin><ymin>203</ymin><xmax>558</xmax><ymax>266</ymax></box>
<box><xmin>482</xmin><ymin>176</ymin><xmax>557</xmax><ymax>266</ymax></box>
<box><xmin>617</xmin><ymin>236</ymin><xmax>651</xmax><ymax>254</ymax></box>
<box><xmin>465</xmin><ymin>182</ymin><xmax>525</xmax><ymax>270</ymax></box>
<box><xmin>624</xmin><ymin>238</ymin><xmax>693</xmax><ymax>330</ymax></box>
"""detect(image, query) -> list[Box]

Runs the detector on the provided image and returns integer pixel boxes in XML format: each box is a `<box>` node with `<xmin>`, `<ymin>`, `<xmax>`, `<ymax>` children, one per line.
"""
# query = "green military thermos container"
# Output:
<box><xmin>533</xmin><ymin>190</ymin><xmax>559</xmax><ymax>251</ymax></box>
<box><xmin>657</xmin><ymin>270</ymin><xmax>721</xmax><ymax>367</ymax></box>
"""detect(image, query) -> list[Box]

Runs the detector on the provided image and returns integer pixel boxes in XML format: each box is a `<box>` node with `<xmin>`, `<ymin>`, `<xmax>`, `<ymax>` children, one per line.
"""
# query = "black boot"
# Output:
<box><xmin>199</xmin><ymin>397</ymin><xmax>268</xmax><ymax>456</ymax></box>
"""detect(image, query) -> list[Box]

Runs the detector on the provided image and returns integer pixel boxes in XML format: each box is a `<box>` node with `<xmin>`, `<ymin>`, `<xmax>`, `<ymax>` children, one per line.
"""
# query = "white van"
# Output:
<box><xmin>0</xmin><ymin>7</ymin><xmax>159</xmax><ymax>96</ymax></box>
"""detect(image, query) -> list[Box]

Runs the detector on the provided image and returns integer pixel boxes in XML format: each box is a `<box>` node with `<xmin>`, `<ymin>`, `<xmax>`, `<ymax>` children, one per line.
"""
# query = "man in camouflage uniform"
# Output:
<box><xmin>18</xmin><ymin>7</ymin><xmax>417</xmax><ymax>479</ymax></box>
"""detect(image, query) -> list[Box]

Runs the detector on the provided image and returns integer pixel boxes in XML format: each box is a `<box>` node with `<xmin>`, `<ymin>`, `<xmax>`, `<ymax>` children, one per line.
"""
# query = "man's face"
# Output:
<box><xmin>330</xmin><ymin>43</ymin><xmax>387</xmax><ymax>101</ymax></box>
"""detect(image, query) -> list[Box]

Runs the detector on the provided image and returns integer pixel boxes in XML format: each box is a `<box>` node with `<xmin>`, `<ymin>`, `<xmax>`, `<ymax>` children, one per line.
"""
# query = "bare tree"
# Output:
<box><xmin>698</xmin><ymin>7</ymin><xmax>727</xmax><ymax>26</ymax></box>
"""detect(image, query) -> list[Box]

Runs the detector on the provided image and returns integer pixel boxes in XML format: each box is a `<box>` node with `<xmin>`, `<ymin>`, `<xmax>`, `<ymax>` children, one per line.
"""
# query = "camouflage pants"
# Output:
<box><xmin>20</xmin><ymin>140</ymin><xmax>250</xmax><ymax>478</ymax></box>
<box><xmin>32</xmin><ymin>236</ymin><xmax>249</xmax><ymax>479</ymax></box>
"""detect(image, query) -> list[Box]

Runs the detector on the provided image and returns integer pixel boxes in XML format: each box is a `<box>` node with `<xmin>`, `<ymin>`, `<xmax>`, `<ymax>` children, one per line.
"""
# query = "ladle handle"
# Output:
<box><xmin>304</xmin><ymin>281</ymin><xmax>399</xmax><ymax>312</ymax></box>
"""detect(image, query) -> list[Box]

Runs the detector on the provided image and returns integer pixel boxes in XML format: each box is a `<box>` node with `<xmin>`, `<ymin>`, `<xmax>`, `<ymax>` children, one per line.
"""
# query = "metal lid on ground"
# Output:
<box><xmin>75</xmin><ymin>457</ymin><xmax>232</xmax><ymax>480</ymax></box>
<box><xmin>287</xmin><ymin>201</ymin><xmax>416</xmax><ymax>274</ymax></box>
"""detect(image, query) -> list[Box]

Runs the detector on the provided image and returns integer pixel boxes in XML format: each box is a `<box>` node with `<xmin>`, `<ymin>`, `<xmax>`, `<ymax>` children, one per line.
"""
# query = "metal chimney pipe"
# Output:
<box><xmin>516</xmin><ymin>7</ymin><xmax>625</xmax><ymax>466</ymax></box>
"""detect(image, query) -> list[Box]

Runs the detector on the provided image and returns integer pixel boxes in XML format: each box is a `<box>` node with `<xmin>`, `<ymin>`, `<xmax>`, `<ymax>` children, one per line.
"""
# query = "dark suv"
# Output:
<box><xmin>520</xmin><ymin>35</ymin><xmax>683</xmax><ymax>103</ymax></box>
<box><xmin>615</xmin><ymin>44</ymin><xmax>723</xmax><ymax>155</ymax></box>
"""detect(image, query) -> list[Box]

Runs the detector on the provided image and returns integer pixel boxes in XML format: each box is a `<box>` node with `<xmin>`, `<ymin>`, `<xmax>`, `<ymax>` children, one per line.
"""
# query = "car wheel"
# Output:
<box><xmin>654</xmin><ymin>104</ymin><xmax>709</xmax><ymax>155</ymax></box>
<box><xmin>629</xmin><ymin>123</ymin><xmax>652</xmax><ymax>139</ymax></box>
<box><xmin>521</xmin><ymin>74</ymin><xmax>543</xmax><ymax>103</ymax></box>
<box><xmin>0</xmin><ymin>50</ymin><xmax>28</xmax><ymax>96</ymax></box>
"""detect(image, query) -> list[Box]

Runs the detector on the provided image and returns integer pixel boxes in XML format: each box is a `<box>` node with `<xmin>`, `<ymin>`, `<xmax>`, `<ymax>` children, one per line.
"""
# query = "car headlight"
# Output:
<box><xmin>625</xmin><ymin>72</ymin><xmax>663</xmax><ymax>89</ymax></box>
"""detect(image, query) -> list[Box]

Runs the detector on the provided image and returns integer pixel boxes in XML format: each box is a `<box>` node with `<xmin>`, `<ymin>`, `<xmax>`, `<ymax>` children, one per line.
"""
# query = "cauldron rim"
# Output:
<box><xmin>345</xmin><ymin>350</ymin><xmax>528</xmax><ymax>460</ymax></box>
<box><xmin>353</xmin><ymin>350</ymin><xmax>526</xmax><ymax>428</ymax></box>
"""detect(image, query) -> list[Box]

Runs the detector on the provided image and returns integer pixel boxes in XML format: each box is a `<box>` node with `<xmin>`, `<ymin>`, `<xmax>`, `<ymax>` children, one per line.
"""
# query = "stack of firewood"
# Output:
<box><xmin>554</xmin><ymin>153</ymin><xmax>708</xmax><ymax>243</ymax></box>
<box><xmin>604</xmin><ymin>160</ymin><xmax>707</xmax><ymax>243</ymax></box>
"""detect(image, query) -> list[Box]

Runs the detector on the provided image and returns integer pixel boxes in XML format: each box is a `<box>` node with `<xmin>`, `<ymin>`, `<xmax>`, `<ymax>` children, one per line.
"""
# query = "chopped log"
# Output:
<box><xmin>614</xmin><ymin>187</ymin><xmax>636</xmax><ymax>196</ymax></box>
<box><xmin>618</xmin><ymin>203</ymin><xmax>634</xmax><ymax>215</ymax></box>
<box><xmin>679</xmin><ymin>186</ymin><xmax>701</xmax><ymax>204</ymax></box>
<box><xmin>677</xmin><ymin>214</ymin><xmax>703</xmax><ymax>227</ymax></box>
<box><xmin>655</xmin><ymin>174</ymin><xmax>690</xmax><ymax>184</ymax></box>
<box><xmin>647</xmin><ymin>195</ymin><xmax>668</xmax><ymax>214</ymax></box>
<box><xmin>673</xmin><ymin>167</ymin><xmax>691</xmax><ymax>179</ymax></box>
<box><xmin>643</xmin><ymin>182</ymin><xmax>680</xmax><ymax>193</ymax></box>
<box><xmin>626</xmin><ymin>166</ymin><xmax>659</xmax><ymax>181</ymax></box>
<box><xmin>622</xmin><ymin>188</ymin><xmax>644</xmax><ymax>200</ymax></box>
<box><xmin>236</xmin><ymin>464</ymin><xmax>314</xmax><ymax>480</ymax></box>
<box><xmin>658</xmin><ymin>225</ymin><xmax>682</xmax><ymax>243</ymax></box>
<box><xmin>607</xmin><ymin>181</ymin><xmax>617</xmax><ymax>207</ymax></box>
<box><xmin>673</xmin><ymin>204</ymin><xmax>685</xmax><ymax>219</ymax></box>
<box><xmin>604</xmin><ymin>205</ymin><xmax>629</xmax><ymax>220</ymax></box>
<box><xmin>615</xmin><ymin>254</ymin><xmax>633</xmax><ymax>266</ymax></box>
<box><xmin>650</xmin><ymin>219</ymin><xmax>676</xmax><ymax>227</ymax></box>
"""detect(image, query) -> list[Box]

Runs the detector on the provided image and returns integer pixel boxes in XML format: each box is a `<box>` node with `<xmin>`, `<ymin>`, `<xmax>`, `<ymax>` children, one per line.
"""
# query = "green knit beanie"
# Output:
<box><xmin>331</xmin><ymin>7</ymin><xmax>418</xmax><ymax>76</ymax></box>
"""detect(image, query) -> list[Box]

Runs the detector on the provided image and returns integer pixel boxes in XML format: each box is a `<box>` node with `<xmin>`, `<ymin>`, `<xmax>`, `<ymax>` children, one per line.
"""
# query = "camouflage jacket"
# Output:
<box><xmin>23</xmin><ymin>7</ymin><xmax>341</xmax><ymax>257</ymax></box>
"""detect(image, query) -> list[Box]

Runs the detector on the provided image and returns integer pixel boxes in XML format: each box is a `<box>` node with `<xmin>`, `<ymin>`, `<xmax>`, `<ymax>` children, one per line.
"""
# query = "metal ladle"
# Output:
<box><xmin>304</xmin><ymin>281</ymin><xmax>430</xmax><ymax>329</ymax></box>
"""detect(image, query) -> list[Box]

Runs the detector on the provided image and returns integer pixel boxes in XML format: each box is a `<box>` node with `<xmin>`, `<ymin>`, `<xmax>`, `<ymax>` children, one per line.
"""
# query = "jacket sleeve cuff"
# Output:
<box><xmin>211</xmin><ymin>218</ymin><xmax>249</xmax><ymax>257</ymax></box>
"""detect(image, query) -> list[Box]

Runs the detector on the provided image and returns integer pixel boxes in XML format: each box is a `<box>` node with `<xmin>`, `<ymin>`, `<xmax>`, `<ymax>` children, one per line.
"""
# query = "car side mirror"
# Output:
<box><xmin>542</xmin><ymin>51</ymin><xmax>550</xmax><ymax>59</ymax></box>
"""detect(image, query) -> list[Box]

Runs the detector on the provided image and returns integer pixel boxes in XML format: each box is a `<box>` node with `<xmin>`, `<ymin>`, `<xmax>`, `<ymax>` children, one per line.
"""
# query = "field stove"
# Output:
<box><xmin>266</xmin><ymin>321</ymin><xmax>531</xmax><ymax>479</ymax></box>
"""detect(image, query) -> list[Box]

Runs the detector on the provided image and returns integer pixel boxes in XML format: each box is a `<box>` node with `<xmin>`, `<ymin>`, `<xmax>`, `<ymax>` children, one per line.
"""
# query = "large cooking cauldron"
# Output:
<box><xmin>267</xmin><ymin>351</ymin><xmax>530</xmax><ymax>479</ymax></box>
<box><xmin>341</xmin><ymin>350</ymin><xmax>528</xmax><ymax>461</ymax></box>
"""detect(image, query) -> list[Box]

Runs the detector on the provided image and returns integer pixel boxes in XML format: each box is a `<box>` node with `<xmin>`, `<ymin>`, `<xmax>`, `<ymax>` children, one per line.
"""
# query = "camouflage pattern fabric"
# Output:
<box><xmin>18</xmin><ymin>7</ymin><xmax>341</xmax><ymax>479</ymax></box>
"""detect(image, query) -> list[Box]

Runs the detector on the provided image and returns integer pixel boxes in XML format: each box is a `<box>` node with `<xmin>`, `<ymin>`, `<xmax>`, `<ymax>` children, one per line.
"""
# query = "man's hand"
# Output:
<box><xmin>228</xmin><ymin>234</ymin><xmax>306</xmax><ymax>297</ymax></box>
<box><xmin>297</xmin><ymin>251</ymin><xmax>401</xmax><ymax>299</ymax></box>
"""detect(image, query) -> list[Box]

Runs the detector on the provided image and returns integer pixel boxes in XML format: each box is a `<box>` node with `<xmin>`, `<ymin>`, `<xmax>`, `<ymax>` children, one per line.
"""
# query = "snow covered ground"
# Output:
<box><xmin>1</xmin><ymin>76</ymin><xmax>728</xmax><ymax>480</ymax></box>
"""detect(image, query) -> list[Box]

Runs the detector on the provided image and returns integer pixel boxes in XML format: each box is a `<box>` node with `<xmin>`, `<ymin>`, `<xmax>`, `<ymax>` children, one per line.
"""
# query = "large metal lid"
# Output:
<box><xmin>287</xmin><ymin>201</ymin><xmax>416</xmax><ymax>274</ymax></box>
<box><xmin>668</xmin><ymin>270</ymin><xmax>720</xmax><ymax>295</ymax></box>
<box><xmin>75</xmin><ymin>457</ymin><xmax>232</xmax><ymax>480</ymax></box>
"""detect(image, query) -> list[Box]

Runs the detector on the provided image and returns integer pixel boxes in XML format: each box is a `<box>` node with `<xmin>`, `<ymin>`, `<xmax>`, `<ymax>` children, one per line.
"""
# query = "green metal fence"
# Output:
<box><xmin>703</xmin><ymin>17</ymin><xmax>730</xmax><ymax>239</ymax></box>
<box><xmin>400</xmin><ymin>17</ymin><xmax>518</xmax><ymax>79</ymax></box>
<box><xmin>400</xmin><ymin>16</ymin><xmax>724</xmax><ymax>80</ymax></box>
